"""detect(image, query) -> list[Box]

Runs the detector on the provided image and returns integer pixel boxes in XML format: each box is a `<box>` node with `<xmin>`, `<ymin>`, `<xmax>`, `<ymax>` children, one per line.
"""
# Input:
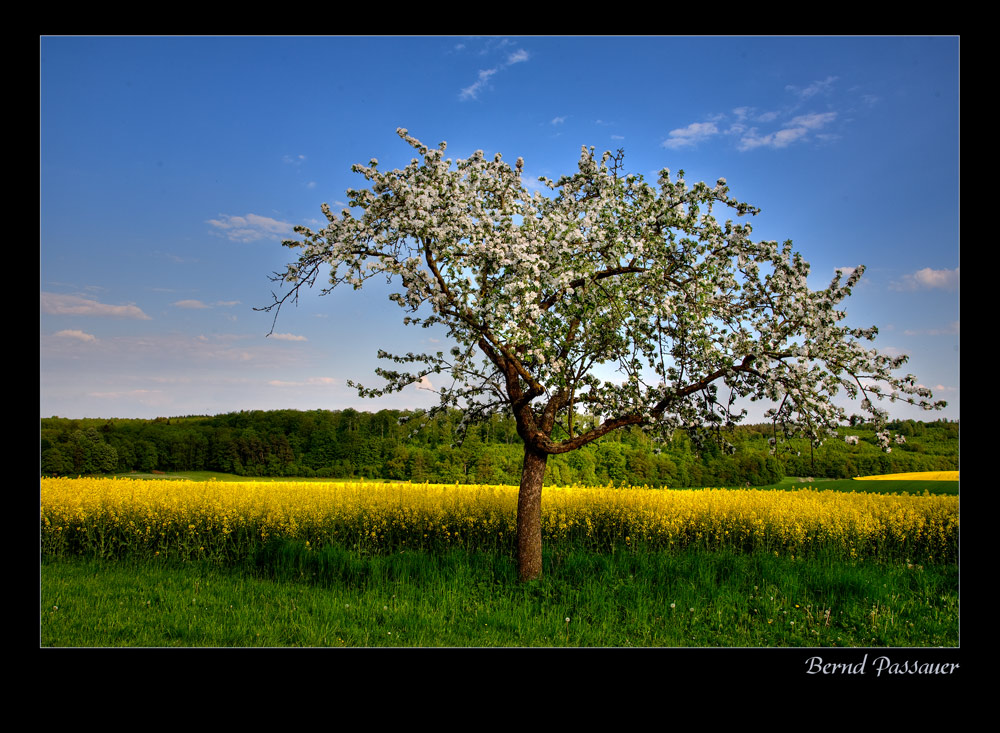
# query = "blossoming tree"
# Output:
<box><xmin>262</xmin><ymin>128</ymin><xmax>945</xmax><ymax>580</ymax></box>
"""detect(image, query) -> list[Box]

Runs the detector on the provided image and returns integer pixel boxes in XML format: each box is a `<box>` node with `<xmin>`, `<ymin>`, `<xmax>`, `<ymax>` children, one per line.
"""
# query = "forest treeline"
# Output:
<box><xmin>39</xmin><ymin>409</ymin><xmax>959</xmax><ymax>487</ymax></box>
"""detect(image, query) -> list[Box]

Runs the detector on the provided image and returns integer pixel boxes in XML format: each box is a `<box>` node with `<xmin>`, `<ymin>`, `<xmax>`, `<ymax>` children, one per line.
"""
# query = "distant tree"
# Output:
<box><xmin>70</xmin><ymin>428</ymin><xmax>118</xmax><ymax>474</ymax></box>
<box><xmin>40</xmin><ymin>444</ymin><xmax>73</xmax><ymax>475</ymax></box>
<box><xmin>262</xmin><ymin>129</ymin><xmax>945</xmax><ymax>580</ymax></box>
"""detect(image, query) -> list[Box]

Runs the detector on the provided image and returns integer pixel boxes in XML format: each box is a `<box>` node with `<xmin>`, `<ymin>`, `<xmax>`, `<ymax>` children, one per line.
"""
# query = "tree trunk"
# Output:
<box><xmin>516</xmin><ymin>444</ymin><xmax>548</xmax><ymax>581</ymax></box>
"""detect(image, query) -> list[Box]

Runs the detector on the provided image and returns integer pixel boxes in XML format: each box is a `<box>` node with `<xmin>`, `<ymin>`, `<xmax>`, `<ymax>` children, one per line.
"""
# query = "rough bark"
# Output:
<box><xmin>516</xmin><ymin>444</ymin><xmax>548</xmax><ymax>581</ymax></box>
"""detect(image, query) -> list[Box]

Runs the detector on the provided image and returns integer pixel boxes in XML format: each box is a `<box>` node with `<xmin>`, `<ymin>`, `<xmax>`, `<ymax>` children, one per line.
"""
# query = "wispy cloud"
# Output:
<box><xmin>173</xmin><ymin>299</ymin><xmax>210</xmax><ymax>309</ymax></box>
<box><xmin>786</xmin><ymin>76</ymin><xmax>839</xmax><ymax>99</ymax></box>
<box><xmin>206</xmin><ymin>213</ymin><xmax>295</xmax><ymax>243</ymax></box>
<box><xmin>460</xmin><ymin>69</ymin><xmax>496</xmax><ymax>101</ymax></box>
<box><xmin>789</xmin><ymin>112</ymin><xmax>838</xmax><ymax>130</ymax></box>
<box><xmin>727</xmin><ymin>107</ymin><xmax>780</xmax><ymax>137</ymax></box>
<box><xmin>904</xmin><ymin>321</ymin><xmax>960</xmax><ymax>336</ymax></box>
<box><xmin>551</xmin><ymin>115</ymin><xmax>567</xmax><ymax>125</ymax></box>
<box><xmin>891</xmin><ymin>267</ymin><xmax>960</xmax><ymax>292</ymax></box>
<box><xmin>459</xmin><ymin>44</ymin><xmax>530</xmax><ymax>100</ymax></box>
<box><xmin>507</xmin><ymin>49</ymin><xmax>529</xmax><ymax>65</ymax></box>
<box><xmin>54</xmin><ymin>329</ymin><xmax>97</xmax><ymax>343</ymax></box>
<box><xmin>268</xmin><ymin>333</ymin><xmax>308</xmax><ymax>342</ymax></box>
<box><xmin>41</xmin><ymin>292</ymin><xmax>151</xmax><ymax>320</ymax></box>
<box><xmin>662</xmin><ymin>121</ymin><xmax>720</xmax><ymax>150</ymax></box>
<box><xmin>665</xmin><ymin>78</ymin><xmax>843</xmax><ymax>152</ymax></box>
<box><xmin>738</xmin><ymin>112</ymin><xmax>838</xmax><ymax>151</ymax></box>
<box><xmin>268</xmin><ymin>376</ymin><xmax>336</xmax><ymax>387</ymax></box>
<box><xmin>173</xmin><ymin>299</ymin><xmax>240</xmax><ymax>310</ymax></box>
<box><xmin>88</xmin><ymin>388</ymin><xmax>166</xmax><ymax>401</ymax></box>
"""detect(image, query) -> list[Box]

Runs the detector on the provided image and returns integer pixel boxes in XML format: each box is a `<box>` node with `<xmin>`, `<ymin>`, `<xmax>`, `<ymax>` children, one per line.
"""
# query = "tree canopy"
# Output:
<box><xmin>266</xmin><ymin>129</ymin><xmax>942</xmax><ymax>447</ymax></box>
<box><xmin>263</xmin><ymin>128</ymin><xmax>945</xmax><ymax>578</ymax></box>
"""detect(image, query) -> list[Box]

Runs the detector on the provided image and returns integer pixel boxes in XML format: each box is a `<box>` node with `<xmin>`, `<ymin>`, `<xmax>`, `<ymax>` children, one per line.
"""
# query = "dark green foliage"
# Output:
<box><xmin>39</xmin><ymin>410</ymin><xmax>959</xmax><ymax>486</ymax></box>
<box><xmin>44</xmin><ymin>427</ymin><xmax>120</xmax><ymax>475</ymax></box>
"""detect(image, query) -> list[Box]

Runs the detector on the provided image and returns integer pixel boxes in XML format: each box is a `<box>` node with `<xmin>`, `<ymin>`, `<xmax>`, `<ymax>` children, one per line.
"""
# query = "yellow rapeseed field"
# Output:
<box><xmin>40</xmin><ymin>477</ymin><xmax>958</xmax><ymax>563</ymax></box>
<box><xmin>853</xmin><ymin>470</ymin><xmax>959</xmax><ymax>481</ymax></box>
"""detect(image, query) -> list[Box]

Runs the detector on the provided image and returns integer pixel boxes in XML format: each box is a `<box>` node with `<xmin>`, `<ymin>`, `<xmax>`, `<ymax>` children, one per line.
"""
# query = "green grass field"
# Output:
<box><xmin>40</xmin><ymin>544</ymin><xmax>958</xmax><ymax>648</ymax></box>
<box><xmin>777</xmin><ymin>477</ymin><xmax>958</xmax><ymax>496</ymax></box>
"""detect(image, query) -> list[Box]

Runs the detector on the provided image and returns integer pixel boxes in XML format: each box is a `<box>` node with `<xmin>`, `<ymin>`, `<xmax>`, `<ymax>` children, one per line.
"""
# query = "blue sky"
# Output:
<box><xmin>40</xmin><ymin>36</ymin><xmax>959</xmax><ymax>423</ymax></box>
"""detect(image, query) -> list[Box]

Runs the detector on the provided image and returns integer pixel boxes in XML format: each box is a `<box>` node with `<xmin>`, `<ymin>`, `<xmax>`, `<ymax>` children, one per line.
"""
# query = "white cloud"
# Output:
<box><xmin>662</xmin><ymin>121</ymin><xmax>720</xmax><ymax>149</ymax></box>
<box><xmin>459</xmin><ymin>44</ymin><xmax>530</xmax><ymax>100</ymax></box>
<box><xmin>54</xmin><ymin>329</ymin><xmax>97</xmax><ymax>343</ymax></box>
<box><xmin>206</xmin><ymin>213</ymin><xmax>294</xmax><ymax>243</ymax></box>
<box><xmin>41</xmin><ymin>292</ymin><xmax>151</xmax><ymax>320</ymax></box>
<box><xmin>173</xmin><ymin>299</ymin><xmax>210</xmax><ymax>309</ymax></box>
<box><xmin>738</xmin><ymin>111</ymin><xmax>837</xmax><ymax>151</ymax></box>
<box><xmin>416</xmin><ymin>375</ymin><xmax>434</xmax><ymax>391</ymax></box>
<box><xmin>268</xmin><ymin>332</ymin><xmax>308</xmax><ymax>342</ymax></box>
<box><xmin>460</xmin><ymin>68</ymin><xmax>498</xmax><ymax>100</ymax></box>
<box><xmin>551</xmin><ymin>116</ymin><xmax>567</xmax><ymax>125</ymax></box>
<box><xmin>789</xmin><ymin>112</ymin><xmax>837</xmax><ymax>130</ymax></box>
<box><xmin>673</xmin><ymin>81</ymin><xmax>842</xmax><ymax>154</ymax></box>
<box><xmin>891</xmin><ymin>267</ymin><xmax>960</xmax><ymax>292</ymax></box>
<box><xmin>731</xmin><ymin>107</ymin><xmax>779</xmax><ymax>126</ymax></box>
<box><xmin>774</xmin><ymin>127</ymin><xmax>810</xmax><ymax>146</ymax></box>
<box><xmin>268</xmin><ymin>376</ymin><xmax>336</xmax><ymax>387</ymax></box>
<box><xmin>507</xmin><ymin>49</ymin><xmax>529</xmax><ymax>65</ymax></box>
<box><xmin>786</xmin><ymin>76</ymin><xmax>838</xmax><ymax>98</ymax></box>
<box><xmin>172</xmin><ymin>299</ymin><xmax>239</xmax><ymax>310</ymax></box>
